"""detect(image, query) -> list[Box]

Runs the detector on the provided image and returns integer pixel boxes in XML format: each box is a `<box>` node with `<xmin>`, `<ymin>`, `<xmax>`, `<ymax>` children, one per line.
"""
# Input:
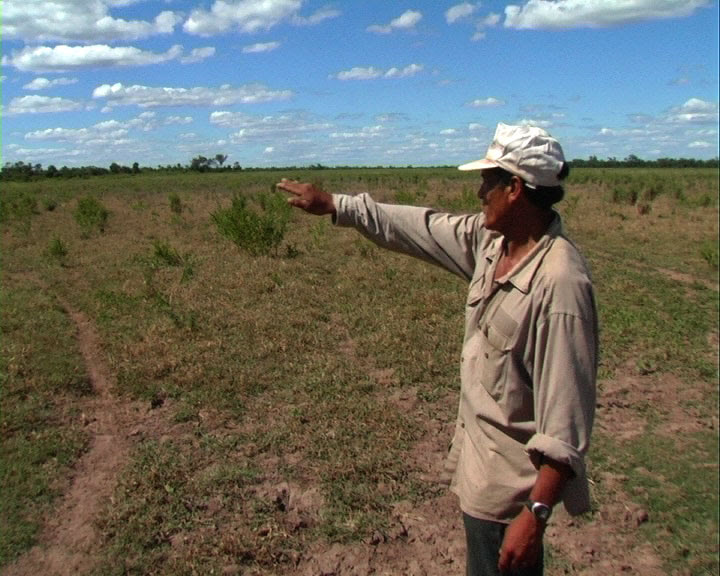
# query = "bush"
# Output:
<box><xmin>168</xmin><ymin>192</ymin><xmax>182</xmax><ymax>215</ymax></box>
<box><xmin>212</xmin><ymin>191</ymin><xmax>291</xmax><ymax>256</ymax></box>
<box><xmin>700</xmin><ymin>241</ymin><xmax>718</xmax><ymax>270</ymax></box>
<box><xmin>74</xmin><ymin>196</ymin><xmax>109</xmax><ymax>237</ymax></box>
<box><xmin>48</xmin><ymin>237</ymin><xmax>68</xmax><ymax>262</ymax></box>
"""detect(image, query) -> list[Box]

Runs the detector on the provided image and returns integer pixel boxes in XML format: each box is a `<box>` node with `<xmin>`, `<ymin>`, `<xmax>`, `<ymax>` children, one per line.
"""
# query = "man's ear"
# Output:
<box><xmin>507</xmin><ymin>175</ymin><xmax>525</xmax><ymax>202</ymax></box>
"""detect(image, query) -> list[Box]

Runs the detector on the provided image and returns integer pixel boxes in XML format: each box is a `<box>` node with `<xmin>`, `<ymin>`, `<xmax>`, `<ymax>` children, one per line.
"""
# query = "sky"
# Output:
<box><xmin>2</xmin><ymin>0</ymin><xmax>719</xmax><ymax>169</ymax></box>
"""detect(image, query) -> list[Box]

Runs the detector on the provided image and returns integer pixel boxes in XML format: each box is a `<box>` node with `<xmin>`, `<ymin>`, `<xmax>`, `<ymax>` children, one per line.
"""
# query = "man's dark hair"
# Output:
<box><xmin>496</xmin><ymin>163</ymin><xmax>570</xmax><ymax>210</ymax></box>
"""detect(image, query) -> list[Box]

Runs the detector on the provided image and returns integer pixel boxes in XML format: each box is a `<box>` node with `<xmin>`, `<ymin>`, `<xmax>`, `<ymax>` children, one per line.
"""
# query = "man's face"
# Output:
<box><xmin>478</xmin><ymin>168</ymin><xmax>512</xmax><ymax>230</ymax></box>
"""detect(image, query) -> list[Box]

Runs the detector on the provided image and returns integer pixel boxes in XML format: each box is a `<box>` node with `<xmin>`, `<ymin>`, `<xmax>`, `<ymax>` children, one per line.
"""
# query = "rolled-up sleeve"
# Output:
<box><xmin>526</xmin><ymin>306</ymin><xmax>598</xmax><ymax>514</ymax></box>
<box><xmin>333</xmin><ymin>193</ymin><xmax>480</xmax><ymax>281</ymax></box>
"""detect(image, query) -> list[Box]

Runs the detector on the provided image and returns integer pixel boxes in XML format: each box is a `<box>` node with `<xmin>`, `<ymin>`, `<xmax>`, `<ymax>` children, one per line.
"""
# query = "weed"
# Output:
<box><xmin>48</xmin><ymin>237</ymin><xmax>68</xmax><ymax>263</ymax></box>
<box><xmin>700</xmin><ymin>241</ymin><xmax>719</xmax><ymax>270</ymax></box>
<box><xmin>611</xmin><ymin>186</ymin><xmax>639</xmax><ymax>205</ymax></box>
<box><xmin>168</xmin><ymin>192</ymin><xmax>182</xmax><ymax>215</ymax></box>
<box><xmin>0</xmin><ymin>190</ymin><xmax>38</xmax><ymax>231</ymax></box>
<box><xmin>152</xmin><ymin>240</ymin><xmax>184</xmax><ymax>267</ymax></box>
<box><xmin>42</xmin><ymin>197</ymin><xmax>57</xmax><ymax>211</ymax></box>
<box><xmin>394</xmin><ymin>187</ymin><xmax>417</xmax><ymax>205</ymax></box>
<box><xmin>74</xmin><ymin>196</ymin><xmax>109</xmax><ymax>237</ymax></box>
<box><xmin>149</xmin><ymin>240</ymin><xmax>194</xmax><ymax>282</ymax></box>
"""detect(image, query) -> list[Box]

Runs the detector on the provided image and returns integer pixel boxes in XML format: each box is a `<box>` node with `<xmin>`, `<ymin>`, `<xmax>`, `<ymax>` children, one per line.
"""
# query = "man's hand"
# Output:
<box><xmin>276</xmin><ymin>179</ymin><xmax>336</xmax><ymax>216</ymax></box>
<box><xmin>498</xmin><ymin>507</ymin><xmax>544</xmax><ymax>574</ymax></box>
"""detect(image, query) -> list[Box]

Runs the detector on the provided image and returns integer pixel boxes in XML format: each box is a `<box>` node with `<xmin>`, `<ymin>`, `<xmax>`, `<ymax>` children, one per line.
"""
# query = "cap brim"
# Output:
<box><xmin>457</xmin><ymin>158</ymin><xmax>498</xmax><ymax>171</ymax></box>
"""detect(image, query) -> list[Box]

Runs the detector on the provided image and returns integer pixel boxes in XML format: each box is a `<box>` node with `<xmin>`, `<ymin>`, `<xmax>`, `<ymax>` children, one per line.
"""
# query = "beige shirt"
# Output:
<box><xmin>333</xmin><ymin>193</ymin><xmax>598</xmax><ymax>522</ymax></box>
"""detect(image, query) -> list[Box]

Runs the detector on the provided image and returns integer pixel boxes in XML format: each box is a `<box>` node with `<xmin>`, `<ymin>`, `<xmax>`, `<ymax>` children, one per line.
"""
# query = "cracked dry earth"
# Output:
<box><xmin>3</xmin><ymin>285</ymin><xmax>717</xmax><ymax>576</ymax></box>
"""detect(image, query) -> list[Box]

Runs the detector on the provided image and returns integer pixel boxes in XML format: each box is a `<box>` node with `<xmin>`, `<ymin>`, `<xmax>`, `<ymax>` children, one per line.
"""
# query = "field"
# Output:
<box><xmin>1</xmin><ymin>167</ymin><xmax>718</xmax><ymax>576</ymax></box>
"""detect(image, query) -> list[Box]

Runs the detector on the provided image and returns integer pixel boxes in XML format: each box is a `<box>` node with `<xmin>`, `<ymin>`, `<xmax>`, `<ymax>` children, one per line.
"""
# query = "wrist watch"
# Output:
<box><xmin>524</xmin><ymin>500</ymin><xmax>552</xmax><ymax>523</ymax></box>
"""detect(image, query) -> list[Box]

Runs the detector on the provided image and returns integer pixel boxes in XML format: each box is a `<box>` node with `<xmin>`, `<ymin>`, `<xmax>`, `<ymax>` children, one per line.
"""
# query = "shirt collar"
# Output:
<box><xmin>488</xmin><ymin>213</ymin><xmax>564</xmax><ymax>294</ymax></box>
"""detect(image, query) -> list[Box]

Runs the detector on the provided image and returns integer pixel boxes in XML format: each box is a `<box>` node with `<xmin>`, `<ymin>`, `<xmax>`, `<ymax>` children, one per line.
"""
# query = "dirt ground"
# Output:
<box><xmin>3</xmin><ymin>279</ymin><xmax>717</xmax><ymax>576</ymax></box>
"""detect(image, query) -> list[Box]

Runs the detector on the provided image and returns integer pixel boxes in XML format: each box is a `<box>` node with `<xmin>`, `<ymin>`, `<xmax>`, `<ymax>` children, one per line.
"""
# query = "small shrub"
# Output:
<box><xmin>394</xmin><ymin>188</ymin><xmax>417</xmax><ymax>205</ymax></box>
<box><xmin>168</xmin><ymin>192</ymin><xmax>183</xmax><ymax>215</ymax></box>
<box><xmin>48</xmin><ymin>237</ymin><xmax>68</xmax><ymax>262</ymax></box>
<box><xmin>212</xmin><ymin>191</ymin><xmax>291</xmax><ymax>256</ymax></box>
<box><xmin>150</xmin><ymin>240</ymin><xmax>194</xmax><ymax>282</ymax></box>
<box><xmin>611</xmin><ymin>186</ymin><xmax>639</xmax><ymax>205</ymax></box>
<box><xmin>445</xmin><ymin>184</ymin><xmax>478</xmax><ymax>213</ymax></box>
<box><xmin>152</xmin><ymin>240</ymin><xmax>183</xmax><ymax>267</ymax></box>
<box><xmin>74</xmin><ymin>196</ymin><xmax>109</xmax><ymax>237</ymax></box>
<box><xmin>42</xmin><ymin>197</ymin><xmax>57</xmax><ymax>212</ymax></box>
<box><xmin>700</xmin><ymin>242</ymin><xmax>718</xmax><ymax>270</ymax></box>
<box><xmin>0</xmin><ymin>191</ymin><xmax>37</xmax><ymax>227</ymax></box>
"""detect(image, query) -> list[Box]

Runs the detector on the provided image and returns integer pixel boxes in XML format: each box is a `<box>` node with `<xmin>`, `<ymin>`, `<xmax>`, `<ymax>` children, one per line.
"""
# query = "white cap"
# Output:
<box><xmin>458</xmin><ymin>123</ymin><xmax>566</xmax><ymax>189</ymax></box>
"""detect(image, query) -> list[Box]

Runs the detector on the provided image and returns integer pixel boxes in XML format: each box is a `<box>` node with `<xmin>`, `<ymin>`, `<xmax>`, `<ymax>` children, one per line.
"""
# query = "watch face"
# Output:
<box><xmin>532</xmin><ymin>502</ymin><xmax>551</xmax><ymax>521</ymax></box>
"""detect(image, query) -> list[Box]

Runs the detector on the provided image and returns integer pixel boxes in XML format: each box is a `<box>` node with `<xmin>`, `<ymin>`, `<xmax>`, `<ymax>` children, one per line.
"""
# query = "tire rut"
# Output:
<box><xmin>3</xmin><ymin>285</ymin><xmax>134</xmax><ymax>576</ymax></box>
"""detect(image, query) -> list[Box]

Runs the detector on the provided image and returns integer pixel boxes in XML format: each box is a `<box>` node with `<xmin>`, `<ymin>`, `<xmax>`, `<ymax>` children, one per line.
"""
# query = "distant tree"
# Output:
<box><xmin>190</xmin><ymin>155</ymin><xmax>210</xmax><ymax>172</ymax></box>
<box><xmin>132</xmin><ymin>162</ymin><xmax>140</xmax><ymax>174</ymax></box>
<box><xmin>215</xmin><ymin>154</ymin><xmax>228</xmax><ymax>168</ymax></box>
<box><xmin>110</xmin><ymin>162</ymin><xmax>121</xmax><ymax>174</ymax></box>
<box><xmin>46</xmin><ymin>165</ymin><xmax>58</xmax><ymax>178</ymax></box>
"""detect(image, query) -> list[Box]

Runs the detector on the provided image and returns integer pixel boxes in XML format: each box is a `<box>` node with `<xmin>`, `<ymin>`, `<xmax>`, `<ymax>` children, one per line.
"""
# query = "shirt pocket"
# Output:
<box><xmin>479</xmin><ymin>307</ymin><xmax>517</xmax><ymax>400</ymax></box>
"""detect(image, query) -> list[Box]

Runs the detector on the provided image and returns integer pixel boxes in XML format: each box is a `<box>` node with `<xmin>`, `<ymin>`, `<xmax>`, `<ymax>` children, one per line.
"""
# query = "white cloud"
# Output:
<box><xmin>440</xmin><ymin>128</ymin><xmax>457</xmax><ymax>135</ymax></box>
<box><xmin>4</xmin><ymin>44</ymin><xmax>184</xmax><ymax>72</ymax></box>
<box><xmin>666</xmin><ymin>98</ymin><xmax>719</xmax><ymax>124</ymax></box>
<box><xmin>210</xmin><ymin>110</ymin><xmax>333</xmax><ymax>144</ymax></box>
<box><xmin>180</xmin><ymin>47</ymin><xmax>216</xmax><ymax>64</ymax></box>
<box><xmin>482</xmin><ymin>13</ymin><xmax>502</xmax><ymax>27</ymax></box>
<box><xmin>468</xmin><ymin>97</ymin><xmax>505</xmax><ymax>107</ymax></box>
<box><xmin>93</xmin><ymin>82</ymin><xmax>293</xmax><ymax>109</ymax></box>
<box><xmin>165</xmin><ymin>116</ymin><xmax>194</xmax><ymax>125</ymax></box>
<box><xmin>184</xmin><ymin>0</ymin><xmax>302</xmax><ymax>36</ymax></box>
<box><xmin>242</xmin><ymin>42</ymin><xmax>281</xmax><ymax>53</ymax></box>
<box><xmin>518</xmin><ymin>118</ymin><xmax>553</xmax><ymax>128</ymax></box>
<box><xmin>335</xmin><ymin>64</ymin><xmax>423</xmax><ymax>81</ymax></box>
<box><xmin>292</xmin><ymin>7</ymin><xmax>341</xmax><ymax>26</ymax></box>
<box><xmin>446</xmin><ymin>3</ymin><xmax>478</xmax><ymax>24</ymax></box>
<box><xmin>367</xmin><ymin>10</ymin><xmax>422</xmax><ymax>34</ymax></box>
<box><xmin>330</xmin><ymin>125</ymin><xmax>385</xmax><ymax>139</ymax></box>
<box><xmin>688</xmin><ymin>141</ymin><xmax>711</xmax><ymax>148</ymax></box>
<box><xmin>504</xmin><ymin>0</ymin><xmax>710</xmax><ymax>29</ymax></box>
<box><xmin>23</xmin><ymin>77</ymin><xmax>78</xmax><ymax>91</ymax></box>
<box><xmin>3</xmin><ymin>0</ymin><xmax>181</xmax><ymax>43</ymax></box>
<box><xmin>335</xmin><ymin>67</ymin><xmax>383</xmax><ymax>81</ymax></box>
<box><xmin>6</xmin><ymin>95</ymin><xmax>84</xmax><ymax>115</ymax></box>
<box><xmin>384</xmin><ymin>64</ymin><xmax>424</xmax><ymax>78</ymax></box>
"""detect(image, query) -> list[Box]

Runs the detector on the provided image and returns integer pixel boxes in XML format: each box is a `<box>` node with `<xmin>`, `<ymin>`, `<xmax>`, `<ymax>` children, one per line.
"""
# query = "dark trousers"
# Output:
<box><xmin>463</xmin><ymin>513</ymin><xmax>544</xmax><ymax>576</ymax></box>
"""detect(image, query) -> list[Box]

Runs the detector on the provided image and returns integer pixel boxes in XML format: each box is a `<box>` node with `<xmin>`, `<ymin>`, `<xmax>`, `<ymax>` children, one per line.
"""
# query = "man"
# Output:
<box><xmin>277</xmin><ymin>123</ymin><xmax>597</xmax><ymax>576</ymax></box>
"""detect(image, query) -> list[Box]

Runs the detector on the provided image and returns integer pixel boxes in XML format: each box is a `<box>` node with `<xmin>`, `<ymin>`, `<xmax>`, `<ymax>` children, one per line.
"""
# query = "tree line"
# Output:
<box><xmin>1</xmin><ymin>154</ymin><xmax>718</xmax><ymax>182</ymax></box>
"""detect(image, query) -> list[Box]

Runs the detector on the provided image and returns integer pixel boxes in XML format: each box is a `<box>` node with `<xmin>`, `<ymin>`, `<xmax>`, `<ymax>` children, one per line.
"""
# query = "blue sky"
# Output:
<box><xmin>2</xmin><ymin>1</ymin><xmax>718</xmax><ymax>168</ymax></box>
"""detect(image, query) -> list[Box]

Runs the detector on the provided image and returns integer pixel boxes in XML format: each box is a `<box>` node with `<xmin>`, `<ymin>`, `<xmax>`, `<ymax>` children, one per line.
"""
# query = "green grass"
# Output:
<box><xmin>1</xmin><ymin>167</ymin><xmax>717</xmax><ymax>574</ymax></box>
<box><xmin>0</xmin><ymin>278</ymin><xmax>90</xmax><ymax>565</ymax></box>
<box><xmin>592</xmin><ymin>431</ymin><xmax>719</xmax><ymax>575</ymax></box>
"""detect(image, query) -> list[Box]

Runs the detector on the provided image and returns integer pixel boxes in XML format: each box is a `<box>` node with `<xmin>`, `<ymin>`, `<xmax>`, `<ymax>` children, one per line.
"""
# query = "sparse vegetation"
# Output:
<box><xmin>0</xmin><ymin>167</ymin><xmax>717</xmax><ymax>575</ymax></box>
